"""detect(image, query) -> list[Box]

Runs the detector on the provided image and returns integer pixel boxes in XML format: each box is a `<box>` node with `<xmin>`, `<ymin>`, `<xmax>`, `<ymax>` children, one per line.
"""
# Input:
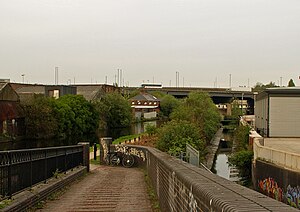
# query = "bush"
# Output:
<box><xmin>156</xmin><ymin>120</ymin><xmax>205</xmax><ymax>155</ymax></box>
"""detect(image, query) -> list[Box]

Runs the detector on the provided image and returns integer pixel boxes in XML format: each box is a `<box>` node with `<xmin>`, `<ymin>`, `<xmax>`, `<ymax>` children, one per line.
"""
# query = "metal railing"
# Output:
<box><xmin>0</xmin><ymin>145</ymin><xmax>83</xmax><ymax>199</ymax></box>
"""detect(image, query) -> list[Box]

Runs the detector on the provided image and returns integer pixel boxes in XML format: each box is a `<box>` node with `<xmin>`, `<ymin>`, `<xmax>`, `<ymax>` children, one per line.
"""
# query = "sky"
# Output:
<box><xmin>1</xmin><ymin>0</ymin><xmax>300</xmax><ymax>87</ymax></box>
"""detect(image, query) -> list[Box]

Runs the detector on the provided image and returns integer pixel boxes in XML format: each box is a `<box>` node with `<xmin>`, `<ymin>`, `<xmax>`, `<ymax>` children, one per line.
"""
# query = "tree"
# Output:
<box><xmin>156</xmin><ymin>120</ymin><xmax>205</xmax><ymax>155</ymax></box>
<box><xmin>93</xmin><ymin>92</ymin><xmax>132</xmax><ymax>129</ymax></box>
<box><xmin>252</xmin><ymin>81</ymin><xmax>278</xmax><ymax>92</ymax></box>
<box><xmin>53</xmin><ymin>95</ymin><xmax>99</xmax><ymax>141</ymax></box>
<box><xmin>22</xmin><ymin>95</ymin><xmax>58</xmax><ymax>139</ymax></box>
<box><xmin>160</xmin><ymin>95</ymin><xmax>180</xmax><ymax>118</ymax></box>
<box><xmin>288</xmin><ymin>79</ymin><xmax>295</xmax><ymax>87</ymax></box>
<box><xmin>171</xmin><ymin>91</ymin><xmax>221</xmax><ymax>143</ymax></box>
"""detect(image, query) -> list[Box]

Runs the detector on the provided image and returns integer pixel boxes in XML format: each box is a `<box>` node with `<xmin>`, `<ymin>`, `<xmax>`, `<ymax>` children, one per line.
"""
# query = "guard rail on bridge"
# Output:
<box><xmin>0</xmin><ymin>144</ymin><xmax>86</xmax><ymax>198</ymax></box>
<box><xmin>123</xmin><ymin>145</ymin><xmax>296</xmax><ymax>211</ymax></box>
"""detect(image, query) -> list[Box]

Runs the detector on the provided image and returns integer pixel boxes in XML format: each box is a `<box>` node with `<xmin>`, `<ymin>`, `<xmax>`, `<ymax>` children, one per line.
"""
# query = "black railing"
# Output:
<box><xmin>0</xmin><ymin>145</ymin><xmax>83</xmax><ymax>199</ymax></box>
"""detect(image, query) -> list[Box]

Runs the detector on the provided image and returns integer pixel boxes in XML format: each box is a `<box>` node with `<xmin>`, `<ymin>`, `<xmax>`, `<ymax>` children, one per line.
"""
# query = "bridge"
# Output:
<box><xmin>125</xmin><ymin>86</ymin><xmax>256</xmax><ymax>114</ymax></box>
<box><xmin>1</xmin><ymin>143</ymin><xmax>296</xmax><ymax>211</ymax></box>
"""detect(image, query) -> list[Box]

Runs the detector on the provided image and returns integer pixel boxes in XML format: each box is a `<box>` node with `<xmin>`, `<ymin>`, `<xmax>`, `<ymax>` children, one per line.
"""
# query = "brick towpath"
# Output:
<box><xmin>37</xmin><ymin>165</ymin><xmax>152</xmax><ymax>212</ymax></box>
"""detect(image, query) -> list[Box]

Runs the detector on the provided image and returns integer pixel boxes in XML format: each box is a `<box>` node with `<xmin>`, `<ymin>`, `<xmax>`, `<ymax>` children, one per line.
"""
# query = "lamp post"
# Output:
<box><xmin>21</xmin><ymin>74</ymin><xmax>25</xmax><ymax>84</ymax></box>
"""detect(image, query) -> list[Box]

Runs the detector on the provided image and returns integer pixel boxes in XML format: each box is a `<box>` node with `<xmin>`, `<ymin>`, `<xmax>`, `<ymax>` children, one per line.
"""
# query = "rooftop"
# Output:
<box><xmin>130</xmin><ymin>93</ymin><xmax>160</xmax><ymax>102</ymax></box>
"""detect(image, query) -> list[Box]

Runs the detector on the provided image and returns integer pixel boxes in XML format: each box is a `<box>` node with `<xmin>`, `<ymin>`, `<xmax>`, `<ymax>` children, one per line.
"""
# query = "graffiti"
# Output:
<box><xmin>258</xmin><ymin>177</ymin><xmax>283</xmax><ymax>201</ymax></box>
<box><xmin>188</xmin><ymin>185</ymin><xmax>198</xmax><ymax>212</ymax></box>
<box><xmin>286</xmin><ymin>185</ymin><xmax>300</xmax><ymax>208</ymax></box>
<box><xmin>115</xmin><ymin>145</ymin><xmax>146</xmax><ymax>161</ymax></box>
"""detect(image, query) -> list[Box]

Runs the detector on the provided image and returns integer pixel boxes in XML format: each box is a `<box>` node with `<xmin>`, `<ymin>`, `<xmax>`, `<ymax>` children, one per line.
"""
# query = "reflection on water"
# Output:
<box><xmin>0</xmin><ymin>120</ymin><xmax>160</xmax><ymax>151</ymax></box>
<box><xmin>100</xmin><ymin>120</ymin><xmax>159</xmax><ymax>140</ymax></box>
<box><xmin>0</xmin><ymin>138</ymin><xmax>75</xmax><ymax>151</ymax></box>
<box><xmin>215</xmin><ymin>153</ymin><xmax>230</xmax><ymax>179</ymax></box>
<box><xmin>214</xmin><ymin>150</ymin><xmax>240</xmax><ymax>182</ymax></box>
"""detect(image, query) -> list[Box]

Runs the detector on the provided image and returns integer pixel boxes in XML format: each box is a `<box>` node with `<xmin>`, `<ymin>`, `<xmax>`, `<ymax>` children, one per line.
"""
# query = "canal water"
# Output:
<box><xmin>0</xmin><ymin>120</ymin><xmax>159</xmax><ymax>151</ymax></box>
<box><xmin>212</xmin><ymin>132</ymin><xmax>240</xmax><ymax>182</ymax></box>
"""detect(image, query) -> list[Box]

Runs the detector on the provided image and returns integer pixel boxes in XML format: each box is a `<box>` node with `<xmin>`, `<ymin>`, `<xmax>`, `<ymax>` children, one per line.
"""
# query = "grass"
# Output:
<box><xmin>0</xmin><ymin>199</ymin><xmax>12</xmax><ymax>209</ymax></box>
<box><xmin>90</xmin><ymin>156</ymin><xmax>101</xmax><ymax>165</ymax></box>
<box><xmin>89</xmin><ymin>143</ymin><xmax>100</xmax><ymax>152</ymax></box>
<box><xmin>143</xmin><ymin>169</ymin><xmax>160</xmax><ymax>212</ymax></box>
<box><xmin>112</xmin><ymin>134</ymin><xmax>144</xmax><ymax>144</ymax></box>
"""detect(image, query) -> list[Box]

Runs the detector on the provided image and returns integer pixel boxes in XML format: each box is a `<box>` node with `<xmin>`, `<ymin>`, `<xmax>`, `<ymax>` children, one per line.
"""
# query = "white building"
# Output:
<box><xmin>255</xmin><ymin>87</ymin><xmax>300</xmax><ymax>137</ymax></box>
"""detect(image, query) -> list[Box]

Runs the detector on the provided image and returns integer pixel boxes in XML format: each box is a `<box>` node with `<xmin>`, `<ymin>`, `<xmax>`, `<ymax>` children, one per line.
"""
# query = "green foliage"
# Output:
<box><xmin>288</xmin><ymin>79</ymin><xmax>296</xmax><ymax>87</ymax></box>
<box><xmin>112</xmin><ymin>134</ymin><xmax>141</xmax><ymax>144</ymax></box>
<box><xmin>93</xmin><ymin>92</ymin><xmax>132</xmax><ymax>129</ymax></box>
<box><xmin>22</xmin><ymin>96</ymin><xmax>58</xmax><ymax>139</ymax></box>
<box><xmin>171</xmin><ymin>91</ymin><xmax>221</xmax><ymax>143</ymax></box>
<box><xmin>22</xmin><ymin>95</ymin><xmax>99</xmax><ymax>142</ymax></box>
<box><xmin>53</xmin><ymin>95</ymin><xmax>99</xmax><ymax>141</ymax></box>
<box><xmin>231</xmin><ymin>100</ymin><xmax>243</xmax><ymax>119</ymax></box>
<box><xmin>156</xmin><ymin>120</ymin><xmax>205</xmax><ymax>155</ymax></box>
<box><xmin>234</xmin><ymin>125</ymin><xmax>251</xmax><ymax>151</ymax></box>
<box><xmin>252</xmin><ymin>81</ymin><xmax>278</xmax><ymax>92</ymax></box>
<box><xmin>145</xmin><ymin>124</ymin><xmax>157</xmax><ymax>136</ymax></box>
<box><xmin>228</xmin><ymin>150</ymin><xmax>253</xmax><ymax>185</ymax></box>
<box><xmin>160</xmin><ymin>95</ymin><xmax>180</xmax><ymax>118</ymax></box>
<box><xmin>0</xmin><ymin>199</ymin><xmax>12</xmax><ymax>209</ymax></box>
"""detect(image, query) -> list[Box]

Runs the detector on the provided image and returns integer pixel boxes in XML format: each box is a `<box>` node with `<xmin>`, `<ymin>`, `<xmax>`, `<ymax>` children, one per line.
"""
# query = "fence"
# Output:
<box><xmin>0</xmin><ymin>145</ymin><xmax>83</xmax><ymax>198</ymax></box>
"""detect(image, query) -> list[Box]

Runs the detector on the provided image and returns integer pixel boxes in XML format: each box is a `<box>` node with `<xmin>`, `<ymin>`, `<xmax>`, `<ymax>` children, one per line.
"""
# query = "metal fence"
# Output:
<box><xmin>0</xmin><ymin>145</ymin><xmax>83</xmax><ymax>198</ymax></box>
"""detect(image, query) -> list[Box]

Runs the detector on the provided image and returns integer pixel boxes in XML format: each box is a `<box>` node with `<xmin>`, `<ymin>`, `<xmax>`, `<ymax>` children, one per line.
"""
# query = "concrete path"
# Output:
<box><xmin>37</xmin><ymin>165</ymin><xmax>152</xmax><ymax>212</ymax></box>
<box><xmin>204</xmin><ymin>127</ymin><xmax>223</xmax><ymax>170</ymax></box>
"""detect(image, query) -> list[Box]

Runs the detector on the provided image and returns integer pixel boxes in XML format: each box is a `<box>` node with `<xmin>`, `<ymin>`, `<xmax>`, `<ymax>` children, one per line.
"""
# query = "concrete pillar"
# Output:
<box><xmin>100</xmin><ymin>137</ymin><xmax>112</xmax><ymax>164</ymax></box>
<box><xmin>78</xmin><ymin>142</ymin><xmax>90</xmax><ymax>172</ymax></box>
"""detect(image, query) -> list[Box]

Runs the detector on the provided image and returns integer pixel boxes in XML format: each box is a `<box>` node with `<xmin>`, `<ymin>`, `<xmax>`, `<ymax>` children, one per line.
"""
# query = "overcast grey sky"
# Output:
<box><xmin>1</xmin><ymin>0</ymin><xmax>300</xmax><ymax>87</ymax></box>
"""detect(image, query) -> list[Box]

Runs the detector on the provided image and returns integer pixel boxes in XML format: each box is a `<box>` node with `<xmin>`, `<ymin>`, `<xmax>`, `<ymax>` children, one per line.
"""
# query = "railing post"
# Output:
<box><xmin>8</xmin><ymin>151</ymin><xmax>12</xmax><ymax>198</ymax></box>
<box><xmin>78</xmin><ymin>142</ymin><xmax>90</xmax><ymax>172</ymax></box>
<box><xmin>44</xmin><ymin>149</ymin><xmax>47</xmax><ymax>183</ymax></box>
<box><xmin>30</xmin><ymin>151</ymin><xmax>32</xmax><ymax>188</ymax></box>
<box><xmin>64</xmin><ymin>148</ymin><xmax>67</xmax><ymax>174</ymax></box>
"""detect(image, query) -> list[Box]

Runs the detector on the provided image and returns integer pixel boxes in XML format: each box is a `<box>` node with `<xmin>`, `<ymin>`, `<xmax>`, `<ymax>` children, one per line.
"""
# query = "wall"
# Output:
<box><xmin>253</xmin><ymin>159</ymin><xmax>300</xmax><ymax>209</ymax></box>
<box><xmin>269</xmin><ymin>96</ymin><xmax>300</xmax><ymax>137</ymax></box>
<box><xmin>253</xmin><ymin>138</ymin><xmax>300</xmax><ymax>172</ymax></box>
<box><xmin>255</xmin><ymin>95</ymin><xmax>268</xmax><ymax>137</ymax></box>
<box><xmin>120</xmin><ymin>145</ymin><xmax>295</xmax><ymax>211</ymax></box>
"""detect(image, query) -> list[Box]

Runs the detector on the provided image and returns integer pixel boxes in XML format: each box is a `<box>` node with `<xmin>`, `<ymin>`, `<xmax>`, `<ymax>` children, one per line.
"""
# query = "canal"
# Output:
<box><xmin>212</xmin><ymin>131</ymin><xmax>240</xmax><ymax>182</ymax></box>
<box><xmin>0</xmin><ymin>120</ymin><xmax>159</xmax><ymax>151</ymax></box>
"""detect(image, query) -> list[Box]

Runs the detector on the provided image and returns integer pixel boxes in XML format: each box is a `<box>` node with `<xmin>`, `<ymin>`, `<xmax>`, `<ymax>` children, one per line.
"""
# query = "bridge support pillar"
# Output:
<box><xmin>100</xmin><ymin>137</ymin><xmax>112</xmax><ymax>164</ymax></box>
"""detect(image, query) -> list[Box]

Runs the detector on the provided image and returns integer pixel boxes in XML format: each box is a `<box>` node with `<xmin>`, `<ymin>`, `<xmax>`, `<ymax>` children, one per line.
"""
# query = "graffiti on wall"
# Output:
<box><xmin>258</xmin><ymin>177</ymin><xmax>283</xmax><ymax>201</ymax></box>
<box><xmin>258</xmin><ymin>178</ymin><xmax>300</xmax><ymax>209</ymax></box>
<box><xmin>286</xmin><ymin>185</ymin><xmax>300</xmax><ymax>209</ymax></box>
<box><xmin>115</xmin><ymin>145</ymin><xmax>146</xmax><ymax>161</ymax></box>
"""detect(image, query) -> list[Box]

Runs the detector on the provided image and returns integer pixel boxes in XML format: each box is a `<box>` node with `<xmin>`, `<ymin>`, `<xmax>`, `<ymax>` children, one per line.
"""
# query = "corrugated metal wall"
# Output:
<box><xmin>269</xmin><ymin>97</ymin><xmax>300</xmax><ymax>137</ymax></box>
<box><xmin>255</xmin><ymin>97</ymin><xmax>268</xmax><ymax>136</ymax></box>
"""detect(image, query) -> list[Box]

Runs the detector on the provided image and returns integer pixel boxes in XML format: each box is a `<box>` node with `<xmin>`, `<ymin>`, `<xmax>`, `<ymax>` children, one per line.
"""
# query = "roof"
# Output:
<box><xmin>130</xmin><ymin>93</ymin><xmax>160</xmax><ymax>102</ymax></box>
<box><xmin>16</xmin><ymin>85</ymin><xmax>45</xmax><ymax>94</ymax></box>
<box><xmin>256</xmin><ymin>87</ymin><xmax>300</xmax><ymax>100</ymax></box>
<box><xmin>76</xmin><ymin>85</ymin><xmax>105</xmax><ymax>101</ymax></box>
<box><xmin>131</xmin><ymin>105</ymin><xmax>159</xmax><ymax>109</ymax></box>
<box><xmin>0</xmin><ymin>82</ymin><xmax>7</xmax><ymax>91</ymax></box>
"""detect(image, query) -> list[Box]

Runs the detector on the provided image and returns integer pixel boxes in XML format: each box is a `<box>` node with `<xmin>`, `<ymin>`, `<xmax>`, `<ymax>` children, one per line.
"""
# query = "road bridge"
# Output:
<box><xmin>2</xmin><ymin>144</ymin><xmax>296</xmax><ymax>211</ymax></box>
<box><xmin>125</xmin><ymin>86</ymin><xmax>256</xmax><ymax>114</ymax></box>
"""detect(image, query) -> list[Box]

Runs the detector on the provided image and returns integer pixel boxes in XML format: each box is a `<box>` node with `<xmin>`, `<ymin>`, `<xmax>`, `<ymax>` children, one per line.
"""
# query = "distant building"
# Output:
<box><xmin>255</xmin><ymin>87</ymin><xmax>300</xmax><ymax>137</ymax></box>
<box><xmin>130</xmin><ymin>92</ymin><xmax>160</xmax><ymax>119</ymax></box>
<box><xmin>45</xmin><ymin>85</ymin><xmax>76</xmax><ymax>99</ymax></box>
<box><xmin>0</xmin><ymin>83</ymin><xmax>25</xmax><ymax>138</ymax></box>
<box><xmin>76</xmin><ymin>84</ymin><xmax>118</xmax><ymax>101</ymax></box>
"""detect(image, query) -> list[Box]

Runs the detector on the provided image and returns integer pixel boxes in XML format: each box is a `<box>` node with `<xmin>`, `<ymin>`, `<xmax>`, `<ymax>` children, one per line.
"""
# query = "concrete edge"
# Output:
<box><xmin>2</xmin><ymin>166</ymin><xmax>87</xmax><ymax>212</ymax></box>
